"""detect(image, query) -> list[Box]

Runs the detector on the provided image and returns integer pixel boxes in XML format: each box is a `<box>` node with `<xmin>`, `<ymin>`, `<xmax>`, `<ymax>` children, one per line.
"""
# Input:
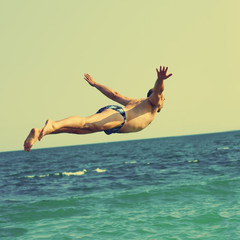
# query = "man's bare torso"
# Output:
<box><xmin>119</xmin><ymin>98</ymin><xmax>158</xmax><ymax>133</ymax></box>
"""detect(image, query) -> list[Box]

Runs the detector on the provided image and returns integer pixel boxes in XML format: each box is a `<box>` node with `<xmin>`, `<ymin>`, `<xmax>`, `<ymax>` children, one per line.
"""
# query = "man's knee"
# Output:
<box><xmin>83</xmin><ymin>121</ymin><xmax>103</xmax><ymax>132</ymax></box>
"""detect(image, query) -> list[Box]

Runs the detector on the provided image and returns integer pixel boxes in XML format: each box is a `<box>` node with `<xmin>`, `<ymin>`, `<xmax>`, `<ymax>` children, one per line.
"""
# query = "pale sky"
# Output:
<box><xmin>1</xmin><ymin>0</ymin><xmax>239</xmax><ymax>152</ymax></box>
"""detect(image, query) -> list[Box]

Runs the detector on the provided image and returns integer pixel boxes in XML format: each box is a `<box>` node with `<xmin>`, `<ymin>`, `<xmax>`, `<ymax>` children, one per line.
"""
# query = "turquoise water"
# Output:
<box><xmin>1</xmin><ymin>131</ymin><xmax>240</xmax><ymax>239</ymax></box>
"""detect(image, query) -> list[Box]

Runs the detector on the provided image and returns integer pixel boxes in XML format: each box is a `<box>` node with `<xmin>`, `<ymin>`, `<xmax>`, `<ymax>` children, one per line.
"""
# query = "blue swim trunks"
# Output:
<box><xmin>96</xmin><ymin>105</ymin><xmax>126</xmax><ymax>135</ymax></box>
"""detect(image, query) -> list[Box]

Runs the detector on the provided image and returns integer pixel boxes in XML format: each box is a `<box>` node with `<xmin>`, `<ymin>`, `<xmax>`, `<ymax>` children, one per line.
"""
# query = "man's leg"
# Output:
<box><xmin>24</xmin><ymin>109</ymin><xmax>124</xmax><ymax>151</ymax></box>
<box><xmin>38</xmin><ymin>117</ymin><xmax>87</xmax><ymax>141</ymax></box>
<box><xmin>24</xmin><ymin>126</ymin><xmax>93</xmax><ymax>152</ymax></box>
<box><xmin>39</xmin><ymin>109</ymin><xmax>124</xmax><ymax>140</ymax></box>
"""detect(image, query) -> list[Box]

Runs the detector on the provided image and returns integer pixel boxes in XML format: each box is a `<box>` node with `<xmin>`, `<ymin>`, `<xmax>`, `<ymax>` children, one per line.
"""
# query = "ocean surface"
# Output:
<box><xmin>0</xmin><ymin>131</ymin><xmax>240</xmax><ymax>240</ymax></box>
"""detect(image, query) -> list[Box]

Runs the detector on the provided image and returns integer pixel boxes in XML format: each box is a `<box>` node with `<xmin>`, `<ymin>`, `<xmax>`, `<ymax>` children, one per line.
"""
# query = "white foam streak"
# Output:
<box><xmin>93</xmin><ymin>168</ymin><xmax>106</xmax><ymax>173</ymax></box>
<box><xmin>62</xmin><ymin>169</ymin><xmax>87</xmax><ymax>176</ymax></box>
<box><xmin>125</xmin><ymin>161</ymin><xmax>137</xmax><ymax>164</ymax></box>
<box><xmin>25</xmin><ymin>167</ymin><xmax>108</xmax><ymax>178</ymax></box>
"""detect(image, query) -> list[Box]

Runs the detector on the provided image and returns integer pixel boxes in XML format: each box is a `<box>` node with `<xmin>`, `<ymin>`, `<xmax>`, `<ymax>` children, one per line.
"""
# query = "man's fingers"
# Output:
<box><xmin>160</xmin><ymin>66</ymin><xmax>168</xmax><ymax>72</ymax></box>
<box><xmin>166</xmin><ymin>73</ymin><xmax>173</xmax><ymax>79</ymax></box>
<box><xmin>84</xmin><ymin>73</ymin><xmax>90</xmax><ymax>80</ymax></box>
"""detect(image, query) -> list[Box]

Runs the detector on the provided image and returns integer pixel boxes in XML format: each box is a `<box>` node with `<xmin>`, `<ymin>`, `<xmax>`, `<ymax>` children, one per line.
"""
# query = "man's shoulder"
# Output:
<box><xmin>126</xmin><ymin>98</ymin><xmax>146</xmax><ymax>106</ymax></box>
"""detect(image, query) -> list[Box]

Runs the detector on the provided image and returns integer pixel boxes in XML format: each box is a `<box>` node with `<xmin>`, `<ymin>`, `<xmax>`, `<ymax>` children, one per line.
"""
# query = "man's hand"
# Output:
<box><xmin>156</xmin><ymin>66</ymin><xmax>172</xmax><ymax>80</ymax></box>
<box><xmin>84</xmin><ymin>73</ymin><xmax>97</xmax><ymax>87</ymax></box>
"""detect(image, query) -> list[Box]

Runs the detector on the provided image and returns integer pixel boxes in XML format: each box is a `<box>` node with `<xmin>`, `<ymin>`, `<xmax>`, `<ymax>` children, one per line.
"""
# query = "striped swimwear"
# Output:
<box><xmin>96</xmin><ymin>105</ymin><xmax>126</xmax><ymax>135</ymax></box>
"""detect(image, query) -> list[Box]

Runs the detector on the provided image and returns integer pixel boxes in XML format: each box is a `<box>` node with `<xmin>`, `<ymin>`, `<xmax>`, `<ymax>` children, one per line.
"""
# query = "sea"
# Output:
<box><xmin>0</xmin><ymin>131</ymin><xmax>240</xmax><ymax>240</ymax></box>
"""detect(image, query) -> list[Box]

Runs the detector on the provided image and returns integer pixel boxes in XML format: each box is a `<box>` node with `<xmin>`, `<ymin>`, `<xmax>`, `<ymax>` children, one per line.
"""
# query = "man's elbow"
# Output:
<box><xmin>112</xmin><ymin>91</ymin><xmax>120</xmax><ymax>100</ymax></box>
<box><xmin>148</xmin><ymin>95</ymin><xmax>160</xmax><ymax>108</ymax></box>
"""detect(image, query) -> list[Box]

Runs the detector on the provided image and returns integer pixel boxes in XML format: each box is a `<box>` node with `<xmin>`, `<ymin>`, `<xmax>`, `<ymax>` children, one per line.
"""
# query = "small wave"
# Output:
<box><xmin>125</xmin><ymin>161</ymin><xmax>137</xmax><ymax>164</ymax></box>
<box><xmin>26</xmin><ymin>174</ymin><xmax>51</xmax><ymax>178</ymax></box>
<box><xmin>217</xmin><ymin>147</ymin><xmax>230</xmax><ymax>150</ymax></box>
<box><xmin>25</xmin><ymin>168</ymin><xmax>109</xmax><ymax>178</ymax></box>
<box><xmin>25</xmin><ymin>169</ymin><xmax>87</xmax><ymax>178</ymax></box>
<box><xmin>93</xmin><ymin>168</ymin><xmax>106</xmax><ymax>173</ymax></box>
<box><xmin>187</xmin><ymin>160</ymin><xmax>199</xmax><ymax>163</ymax></box>
<box><xmin>26</xmin><ymin>175</ymin><xmax>35</xmax><ymax>178</ymax></box>
<box><xmin>62</xmin><ymin>169</ymin><xmax>87</xmax><ymax>176</ymax></box>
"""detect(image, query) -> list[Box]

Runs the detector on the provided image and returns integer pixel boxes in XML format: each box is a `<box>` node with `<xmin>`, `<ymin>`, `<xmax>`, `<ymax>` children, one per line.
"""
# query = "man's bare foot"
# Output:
<box><xmin>39</xmin><ymin>119</ymin><xmax>55</xmax><ymax>141</ymax></box>
<box><xmin>24</xmin><ymin>128</ymin><xmax>41</xmax><ymax>152</ymax></box>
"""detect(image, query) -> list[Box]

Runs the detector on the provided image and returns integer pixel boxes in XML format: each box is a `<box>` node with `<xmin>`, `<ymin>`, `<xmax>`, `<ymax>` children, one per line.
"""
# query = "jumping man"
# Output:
<box><xmin>24</xmin><ymin>66</ymin><xmax>172</xmax><ymax>152</ymax></box>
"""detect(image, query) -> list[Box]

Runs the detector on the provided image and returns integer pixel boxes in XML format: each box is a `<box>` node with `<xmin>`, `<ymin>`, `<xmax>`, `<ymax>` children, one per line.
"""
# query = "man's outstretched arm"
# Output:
<box><xmin>84</xmin><ymin>74</ymin><xmax>133</xmax><ymax>106</ymax></box>
<box><xmin>149</xmin><ymin>66</ymin><xmax>172</xmax><ymax>107</ymax></box>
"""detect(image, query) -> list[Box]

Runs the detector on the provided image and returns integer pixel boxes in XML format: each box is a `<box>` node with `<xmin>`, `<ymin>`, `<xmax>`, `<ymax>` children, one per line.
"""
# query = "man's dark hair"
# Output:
<box><xmin>147</xmin><ymin>88</ymin><xmax>153</xmax><ymax>97</ymax></box>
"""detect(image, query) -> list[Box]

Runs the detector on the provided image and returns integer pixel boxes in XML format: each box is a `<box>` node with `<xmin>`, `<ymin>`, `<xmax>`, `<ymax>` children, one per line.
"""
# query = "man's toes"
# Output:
<box><xmin>24</xmin><ymin>146</ymin><xmax>29</xmax><ymax>152</ymax></box>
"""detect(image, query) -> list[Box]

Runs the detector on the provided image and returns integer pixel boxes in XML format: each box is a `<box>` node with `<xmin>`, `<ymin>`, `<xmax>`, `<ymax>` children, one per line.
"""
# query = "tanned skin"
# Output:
<box><xmin>24</xmin><ymin>66</ymin><xmax>172</xmax><ymax>151</ymax></box>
